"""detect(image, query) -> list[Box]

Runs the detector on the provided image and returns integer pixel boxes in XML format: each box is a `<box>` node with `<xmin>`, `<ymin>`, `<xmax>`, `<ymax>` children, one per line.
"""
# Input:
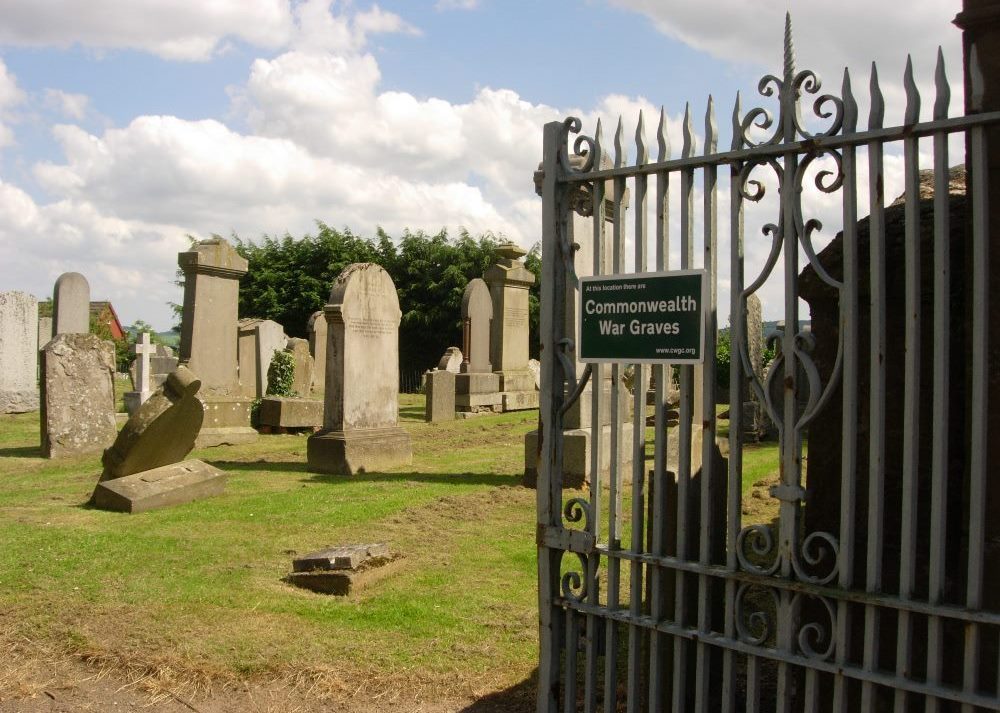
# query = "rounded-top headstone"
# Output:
<box><xmin>437</xmin><ymin>346</ymin><xmax>463</xmax><ymax>373</ymax></box>
<box><xmin>52</xmin><ymin>272</ymin><xmax>91</xmax><ymax>335</ymax></box>
<box><xmin>461</xmin><ymin>278</ymin><xmax>493</xmax><ymax>374</ymax></box>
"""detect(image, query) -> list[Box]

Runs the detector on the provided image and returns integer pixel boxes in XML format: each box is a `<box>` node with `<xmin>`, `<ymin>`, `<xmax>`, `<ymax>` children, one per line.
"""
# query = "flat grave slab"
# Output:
<box><xmin>91</xmin><ymin>459</ymin><xmax>226</xmax><ymax>514</ymax></box>
<box><xmin>286</xmin><ymin>543</ymin><xmax>402</xmax><ymax>596</ymax></box>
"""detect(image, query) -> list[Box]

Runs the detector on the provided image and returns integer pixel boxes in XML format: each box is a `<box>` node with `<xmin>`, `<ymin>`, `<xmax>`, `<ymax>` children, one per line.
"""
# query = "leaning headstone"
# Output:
<box><xmin>286</xmin><ymin>543</ymin><xmax>402</xmax><ymax>595</ymax></box>
<box><xmin>91</xmin><ymin>365</ymin><xmax>225</xmax><ymax>513</ymax></box>
<box><xmin>485</xmin><ymin>242</ymin><xmax>538</xmax><ymax>411</ymax></box>
<box><xmin>0</xmin><ymin>291</ymin><xmax>39</xmax><ymax>413</ymax></box>
<box><xmin>307</xmin><ymin>310</ymin><xmax>328</xmax><ymax>392</ymax></box>
<box><xmin>437</xmin><ymin>346</ymin><xmax>463</xmax><ymax>373</ymax></box>
<box><xmin>52</xmin><ymin>272</ymin><xmax>90</xmax><ymax>335</ymax></box>
<box><xmin>285</xmin><ymin>338</ymin><xmax>314</xmax><ymax>396</ymax></box>
<box><xmin>178</xmin><ymin>237</ymin><xmax>257</xmax><ymax>446</ymax></box>
<box><xmin>40</xmin><ymin>333</ymin><xmax>117</xmax><ymax>458</ymax></box>
<box><xmin>307</xmin><ymin>263</ymin><xmax>412</xmax><ymax>474</ymax></box>
<box><xmin>424</xmin><ymin>369</ymin><xmax>455</xmax><ymax>422</ymax></box>
<box><xmin>37</xmin><ymin>316</ymin><xmax>53</xmax><ymax>351</ymax></box>
<box><xmin>123</xmin><ymin>332</ymin><xmax>156</xmax><ymax>415</ymax></box>
<box><xmin>455</xmin><ymin>279</ymin><xmax>501</xmax><ymax>413</ymax></box>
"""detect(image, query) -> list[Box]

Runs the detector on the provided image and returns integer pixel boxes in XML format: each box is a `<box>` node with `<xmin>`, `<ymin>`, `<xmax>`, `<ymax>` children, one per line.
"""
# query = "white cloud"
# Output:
<box><xmin>434</xmin><ymin>0</ymin><xmax>479</xmax><ymax>10</ymax></box>
<box><xmin>43</xmin><ymin>89</ymin><xmax>90</xmax><ymax>120</ymax></box>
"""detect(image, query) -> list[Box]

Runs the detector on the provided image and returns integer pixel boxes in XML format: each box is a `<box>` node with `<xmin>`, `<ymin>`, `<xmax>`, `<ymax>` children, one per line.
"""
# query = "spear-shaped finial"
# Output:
<box><xmin>635</xmin><ymin>110</ymin><xmax>648</xmax><ymax>166</ymax></box>
<box><xmin>783</xmin><ymin>12</ymin><xmax>795</xmax><ymax>87</ymax></box>
<box><xmin>934</xmin><ymin>47</ymin><xmax>950</xmax><ymax>121</ymax></box>
<box><xmin>657</xmin><ymin>107</ymin><xmax>669</xmax><ymax>162</ymax></box>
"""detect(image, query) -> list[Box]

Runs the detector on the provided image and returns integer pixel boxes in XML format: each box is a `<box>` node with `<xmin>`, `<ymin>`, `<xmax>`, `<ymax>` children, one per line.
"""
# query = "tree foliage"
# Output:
<box><xmin>233</xmin><ymin>224</ymin><xmax>540</xmax><ymax>372</ymax></box>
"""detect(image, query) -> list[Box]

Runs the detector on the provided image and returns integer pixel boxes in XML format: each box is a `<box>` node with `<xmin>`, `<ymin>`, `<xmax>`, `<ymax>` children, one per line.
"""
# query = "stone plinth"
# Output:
<box><xmin>178</xmin><ymin>237</ymin><xmax>257</xmax><ymax>447</ymax></box>
<box><xmin>424</xmin><ymin>370</ymin><xmax>455</xmax><ymax>422</ymax></box>
<box><xmin>524</xmin><ymin>425</ymin><xmax>635</xmax><ymax>489</ymax></box>
<box><xmin>307</xmin><ymin>264</ymin><xmax>411</xmax><ymax>475</ymax></box>
<box><xmin>91</xmin><ymin>460</ymin><xmax>226</xmax><ymax>513</ymax></box>
<box><xmin>455</xmin><ymin>371</ymin><xmax>502</xmax><ymax>412</ymax></box>
<box><xmin>258</xmin><ymin>396</ymin><xmax>323</xmax><ymax>429</ymax></box>
<box><xmin>52</xmin><ymin>272</ymin><xmax>90</xmax><ymax>335</ymax></box>
<box><xmin>40</xmin><ymin>333</ymin><xmax>117</xmax><ymax>458</ymax></box>
<box><xmin>0</xmin><ymin>291</ymin><xmax>39</xmax><ymax>413</ymax></box>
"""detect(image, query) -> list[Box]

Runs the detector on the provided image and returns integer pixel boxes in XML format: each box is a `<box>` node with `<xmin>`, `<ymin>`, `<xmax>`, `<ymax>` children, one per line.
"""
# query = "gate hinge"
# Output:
<box><xmin>537</xmin><ymin>524</ymin><xmax>596</xmax><ymax>554</ymax></box>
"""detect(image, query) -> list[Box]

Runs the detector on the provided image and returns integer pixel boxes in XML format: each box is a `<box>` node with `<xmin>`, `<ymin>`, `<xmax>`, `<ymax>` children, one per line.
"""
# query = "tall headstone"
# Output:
<box><xmin>52</xmin><ymin>272</ymin><xmax>90</xmax><ymax>335</ymax></box>
<box><xmin>455</xmin><ymin>279</ymin><xmax>502</xmax><ymax>413</ymax></box>
<box><xmin>285</xmin><ymin>338</ymin><xmax>314</xmax><ymax>396</ymax></box>
<box><xmin>123</xmin><ymin>332</ymin><xmax>156</xmax><ymax>415</ymax></box>
<box><xmin>0</xmin><ymin>291</ymin><xmax>39</xmax><ymax>413</ymax></box>
<box><xmin>742</xmin><ymin>294</ymin><xmax>769</xmax><ymax>441</ymax></box>
<box><xmin>424</xmin><ymin>370</ymin><xmax>456</xmax><ymax>422</ymax></box>
<box><xmin>485</xmin><ymin>242</ymin><xmax>538</xmax><ymax>411</ymax></box>
<box><xmin>308</xmin><ymin>310</ymin><xmax>328</xmax><ymax>392</ymax></box>
<box><xmin>178</xmin><ymin>237</ymin><xmax>258</xmax><ymax>447</ymax></box>
<box><xmin>40</xmin><ymin>333</ymin><xmax>117</xmax><ymax>458</ymax></box>
<box><xmin>307</xmin><ymin>263</ymin><xmax>412</xmax><ymax>474</ymax></box>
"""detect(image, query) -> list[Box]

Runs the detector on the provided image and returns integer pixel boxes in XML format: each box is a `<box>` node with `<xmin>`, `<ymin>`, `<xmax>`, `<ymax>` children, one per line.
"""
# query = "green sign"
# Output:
<box><xmin>578</xmin><ymin>270</ymin><xmax>705</xmax><ymax>364</ymax></box>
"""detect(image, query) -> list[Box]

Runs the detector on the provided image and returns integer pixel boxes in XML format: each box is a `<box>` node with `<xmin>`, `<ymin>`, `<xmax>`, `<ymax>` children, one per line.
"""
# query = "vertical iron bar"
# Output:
<box><xmin>603</xmin><ymin>117</ymin><xmax>626</xmax><ymax>713</ymax></box>
<box><xmin>833</xmin><ymin>67</ymin><xmax>859</xmax><ymax>713</ymax></box>
<box><xmin>695</xmin><ymin>95</ymin><xmax>719</xmax><ymax>713</ymax></box>
<box><xmin>566</xmin><ymin>609</ymin><xmax>580</xmax><ymax>713</ymax></box>
<box><xmin>861</xmin><ymin>62</ymin><xmax>887</xmax><ymax>712</ymax></box>
<box><xmin>722</xmin><ymin>92</ymin><xmax>744</xmax><ymax>713</ymax></box>
<box><xmin>896</xmin><ymin>56</ymin><xmax>922</xmax><ymax>713</ymax></box>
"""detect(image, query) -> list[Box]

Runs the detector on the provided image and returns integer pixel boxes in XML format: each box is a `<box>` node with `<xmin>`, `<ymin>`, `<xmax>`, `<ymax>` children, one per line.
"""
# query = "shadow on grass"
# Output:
<box><xmin>303</xmin><ymin>470</ymin><xmax>517</xmax><ymax>487</ymax></box>
<box><xmin>0</xmin><ymin>445</ymin><xmax>41</xmax><ymax>458</ymax></box>
<box><xmin>459</xmin><ymin>670</ymin><xmax>536</xmax><ymax>712</ymax></box>
<box><xmin>206</xmin><ymin>459</ymin><xmax>312</xmax><ymax>474</ymax></box>
<box><xmin>398</xmin><ymin>404</ymin><xmax>425</xmax><ymax>421</ymax></box>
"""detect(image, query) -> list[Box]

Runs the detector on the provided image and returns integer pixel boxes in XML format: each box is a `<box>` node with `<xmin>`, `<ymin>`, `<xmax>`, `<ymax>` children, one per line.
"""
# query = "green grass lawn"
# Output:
<box><xmin>0</xmin><ymin>395</ymin><xmax>782</xmax><ymax>705</ymax></box>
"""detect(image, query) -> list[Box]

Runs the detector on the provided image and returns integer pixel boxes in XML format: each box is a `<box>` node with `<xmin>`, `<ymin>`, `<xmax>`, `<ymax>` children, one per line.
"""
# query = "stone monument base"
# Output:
<box><xmin>501</xmin><ymin>390</ymin><xmax>539</xmax><ymax>411</ymax></box>
<box><xmin>0</xmin><ymin>389</ymin><xmax>38</xmax><ymax>414</ymax></box>
<box><xmin>123</xmin><ymin>390</ymin><xmax>151</xmax><ymax>416</ymax></box>
<box><xmin>90</xmin><ymin>459</ymin><xmax>226</xmax><ymax>513</ymax></box>
<box><xmin>307</xmin><ymin>426</ymin><xmax>412</xmax><ymax>475</ymax></box>
<box><xmin>195</xmin><ymin>395</ymin><xmax>258</xmax><ymax>447</ymax></box>
<box><xmin>258</xmin><ymin>396</ymin><xmax>323</xmax><ymax>429</ymax></box>
<box><xmin>523</xmin><ymin>425</ymin><xmax>635</xmax><ymax>489</ymax></box>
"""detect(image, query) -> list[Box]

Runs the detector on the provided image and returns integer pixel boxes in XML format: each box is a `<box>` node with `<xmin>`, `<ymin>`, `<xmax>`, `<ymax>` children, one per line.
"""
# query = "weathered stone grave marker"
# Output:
<box><xmin>123</xmin><ymin>332</ymin><xmax>156</xmax><ymax>415</ymax></box>
<box><xmin>92</xmin><ymin>365</ymin><xmax>225</xmax><ymax>513</ymax></box>
<box><xmin>486</xmin><ymin>242</ymin><xmax>538</xmax><ymax>410</ymax></box>
<box><xmin>237</xmin><ymin>318</ymin><xmax>287</xmax><ymax>399</ymax></box>
<box><xmin>307</xmin><ymin>310</ymin><xmax>328</xmax><ymax>392</ymax></box>
<box><xmin>52</xmin><ymin>272</ymin><xmax>90</xmax><ymax>335</ymax></box>
<box><xmin>0</xmin><ymin>291</ymin><xmax>39</xmax><ymax>413</ymax></box>
<box><xmin>455</xmin><ymin>278</ymin><xmax>501</xmax><ymax>414</ymax></box>
<box><xmin>286</xmin><ymin>543</ymin><xmax>402</xmax><ymax>595</ymax></box>
<box><xmin>307</xmin><ymin>263</ymin><xmax>412</xmax><ymax>474</ymax></box>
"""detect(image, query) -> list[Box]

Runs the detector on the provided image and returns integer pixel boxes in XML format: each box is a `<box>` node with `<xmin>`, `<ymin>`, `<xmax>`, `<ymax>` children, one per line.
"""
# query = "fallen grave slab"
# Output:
<box><xmin>91</xmin><ymin>459</ymin><xmax>226</xmax><ymax>514</ymax></box>
<box><xmin>286</xmin><ymin>543</ymin><xmax>402</xmax><ymax>596</ymax></box>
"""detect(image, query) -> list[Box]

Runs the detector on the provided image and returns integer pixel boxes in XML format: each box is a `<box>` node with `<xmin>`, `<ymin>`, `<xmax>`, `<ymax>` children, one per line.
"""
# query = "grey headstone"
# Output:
<box><xmin>52</xmin><ymin>272</ymin><xmax>90</xmax><ymax>335</ymax></box>
<box><xmin>424</xmin><ymin>369</ymin><xmax>455</xmax><ymax>422</ymax></box>
<box><xmin>308</xmin><ymin>310</ymin><xmax>328</xmax><ymax>392</ymax></box>
<box><xmin>307</xmin><ymin>263</ymin><xmax>412</xmax><ymax>475</ymax></box>
<box><xmin>460</xmin><ymin>279</ymin><xmax>493</xmax><ymax>374</ymax></box>
<box><xmin>0</xmin><ymin>291</ymin><xmax>39</xmax><ymax>413</ymax></box>
<box><xmin>37</xmin><ymin>316</ymin><xmax>53</xmax><ymax>351</ymax></box>
<box><xmin>285</xmin><ymin>337</ymin><xmax>313</xmax><ymax>397</ymax></box>
<box><xmin>40</xmin><ymin>333</ymin><xmax>117</xmax><ymax>458</ymax></box>
<box><xmin>437</xmin><ymin>346</ymin><xmax>463</xmax><ymax>373</ymax></box>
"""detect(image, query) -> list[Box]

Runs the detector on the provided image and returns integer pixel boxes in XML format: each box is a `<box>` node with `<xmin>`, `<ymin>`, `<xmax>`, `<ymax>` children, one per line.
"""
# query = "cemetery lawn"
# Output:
<box><xmin>0</xmin><ymin>398</ymin><xmax>782</xmax><ymax>711</ymax></box>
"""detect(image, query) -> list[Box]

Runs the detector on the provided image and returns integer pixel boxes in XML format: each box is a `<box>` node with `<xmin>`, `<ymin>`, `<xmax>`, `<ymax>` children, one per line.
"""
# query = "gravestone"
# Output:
<box><xmin>485</xmin><ymin>242</ymin><xmax>538</xmax><ymax>411</ymax></box>
<box><xmin>307</xmin><ymin>263</ymin><xmax>412</xmax><ymax>474</ymax></box>
<box><xmin>40</xmin><ymin>333</ymin><xmax>117</xmax><ymax>458</ymax></box>
<box><xmin>741</xmin><ymin>294</ymin><xmax>769</xmax><ymax>441</ymax></box>
<box><xmin>123</xmin><ymin>332</ymin><xmax>156</xmax><ymax>415</ymax></box>
<box><xmin>37</xmin><ymin>316</ymin><xmax>53</xmax><ymax>351</ymax></box>
<box><xmin>286</xmin><ymin>338</ymin><xmax>314</xmax><ymax>396</ymax></box>
<box><xmin>52</xmin><ymin>272</ymin><xmax>90</xmax><ymax>335</ymax></box>
<box><xmin>308</xmin><ymin>310</ymin><xmax>328</xmax><ymax>392</ymax></box>
<box><xmin>286</xmin><ymin>543</ymin><xmax>402</xmax><ymax>595</ymax></box>
<box><xmin>424</xmin><ymin>369</ymin><xmax>455</xmax><ymax>422</ymax></box>
<box><xmin>0</xmin><ymin>291</ymin><xmax>39</xmax><ymax>413</ymax></box>
<box><xmin>178</xmin><ymin>237</ymin><xmax>257</xmax><ymax>447</ymax></box>
<box><xmin>237</xmin><ymin>318</ymin><xmax>287</xmax><ymax>398</ymax></box>
<box><xmin>455</xmin><ymin>279</ymin><xmax>502</xmax><ymax>413</ymax></box>
<box><xmin>91</xmin><ymin>365</ymin><xmax>225</xmax><ymax>513</ymax></box>
<box><xmin>437</xmin><ymin>346</ymin><xmax>463</xmax><ymax>373</ymax></box>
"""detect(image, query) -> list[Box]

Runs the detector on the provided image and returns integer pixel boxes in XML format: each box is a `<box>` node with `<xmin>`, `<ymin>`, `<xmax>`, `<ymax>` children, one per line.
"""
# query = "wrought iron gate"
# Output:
<box><xmin>536</xmin><ymin>16</ymin><xmax>1000</xmax><ymax>712</ymax></box>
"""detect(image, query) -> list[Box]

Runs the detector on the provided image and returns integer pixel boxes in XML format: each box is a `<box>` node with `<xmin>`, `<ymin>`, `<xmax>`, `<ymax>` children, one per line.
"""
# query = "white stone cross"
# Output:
<box><xmin>133</xmin><ymin>332</ymin><xmax>156</xmax><ymax>401</ymax></box>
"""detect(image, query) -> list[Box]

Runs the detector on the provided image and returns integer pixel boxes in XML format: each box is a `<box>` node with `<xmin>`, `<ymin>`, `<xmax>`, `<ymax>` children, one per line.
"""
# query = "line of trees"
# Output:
<box><xmin>230</xmin><ymin>223</ymin><xmax>541</xmax><ymax>373</ymax></box>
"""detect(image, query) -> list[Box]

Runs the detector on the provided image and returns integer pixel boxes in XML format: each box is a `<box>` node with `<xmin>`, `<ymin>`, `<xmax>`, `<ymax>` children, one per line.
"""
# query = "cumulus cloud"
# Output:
<box><xmin>43</xmin><ymin>89</ymin><xmax>90</xmax><ymax>120</ymax></box>
<box><xmin>435</xmin><ymin>0</ymin><xmax>479</xmax><ymax>10</ymax></box>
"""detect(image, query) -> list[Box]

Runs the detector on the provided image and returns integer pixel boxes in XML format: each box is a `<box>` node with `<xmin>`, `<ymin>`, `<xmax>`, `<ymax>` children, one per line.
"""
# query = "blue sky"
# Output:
<box><xmin>0</xmin><ymin>0</ymin><xmax>962</xmax><ymax>329</ymax></box>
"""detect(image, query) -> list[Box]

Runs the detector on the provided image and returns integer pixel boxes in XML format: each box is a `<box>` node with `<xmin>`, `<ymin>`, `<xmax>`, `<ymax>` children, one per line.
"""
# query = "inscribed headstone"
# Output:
<box><xmin>40</xmin><ymin>333</ymin><xmax>117</xmax><ymax>458</ymax></box>
<box><xmin>0</xmin><ymin>291</ymin><xmax>39</xmax><ymax>413</ymax></box>
<box><xmin>178</xmin><ymin>237</ymin><xmax>257</xmax><ymax>446</ymax></box>
<box><xmin>307</xmin><ymin>263</ymin><xmax>411</xmax><ymax>474</ymax></box>
<box><xmin>52</xmin><ymin>272</ymin><xmax>90</xmax><ymax>335</ymax></box>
